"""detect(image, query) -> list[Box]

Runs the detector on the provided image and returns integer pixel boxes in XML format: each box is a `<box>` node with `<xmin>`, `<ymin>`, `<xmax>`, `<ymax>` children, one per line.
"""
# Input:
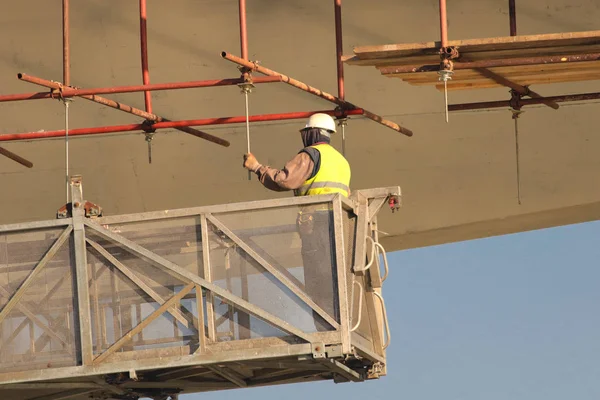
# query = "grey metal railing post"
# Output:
<box><xmin>70</xmin><ymin>175</ymin><xmax>94</xmax><ymax>365</ymax></box>
<box><xmin>332</xmin><ymin>195</ymin><xmax>351</xmax><ymax>354</ymax></box>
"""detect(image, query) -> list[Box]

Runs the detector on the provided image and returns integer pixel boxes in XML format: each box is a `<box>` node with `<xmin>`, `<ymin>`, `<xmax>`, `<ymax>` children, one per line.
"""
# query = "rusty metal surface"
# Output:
<box><xmin>0</xmin><ymin>146</ymin><xmax>33</xmax><ymax>168</ymax></box>
<box><xmin>509</xmin><ymin>0</ymin><xmax>517</xmax><ymax>36</ymax></box>
<box><xmin>0</xmin><ymin>76</ymin><xmax>282</xmax><ymax>102</ymax></box>
<box><xmin>472</xmin><ymin>68</ymin><xmax>560</xmax><ymax>110</ymax></box>
<box><xmin>439</xmin><ymin>0</ymin><xmax>448</xmax><ymax>49</ymax></box>
<box><xmin>238</xmin><ymin>0</ymin><xmax>248</xmax><ymax>61</ymax></box>
<box><xmin>221</xmin><ymin>51</ymin><xmax>414</xmax><ymax>136</ymax></box>
<box><xmin>62</xmin><ymin>0</ymin><xmax>70</xmax><ymax>87</ymax></box>
<box><xmin>18</xmin><ymin>74</ymin><xmax>228</xmax><ymax>147</ymax></box>
<box><xmin>334</xmin><ymin>0</ymin><xmax>345</xmax><ymax>100</ymax></box>
<box><xmin>0</xmin><ymin>108</ymin><xmax>361</xmax><ymax>143</ymax></box>
<box><xmin>449</xmin><ymin>91</ymin><xmax>600</xmax><ymax>111</ymax></box>
<box><xmin>139</xmin><ymin>0</ymin><xmax>152</xmax><ymax>114</ymax></box>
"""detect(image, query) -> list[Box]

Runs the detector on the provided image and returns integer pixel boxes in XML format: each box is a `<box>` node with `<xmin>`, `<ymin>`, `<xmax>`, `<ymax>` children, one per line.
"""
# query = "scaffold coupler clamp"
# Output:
<box><xmin>238</xmin><ymin>64</ymin><xmax>255</xmax><ymax>84</ymax></box>
<box><xmin>51</xmin><ymin>84</ymin><xmax>71</xmax><ymax>105</ymax></box>
<box><xmin>142</xmin><ymin>120</ymin><xmax>157</xmax><ymax>164</ymax></box>
<box><xmin>57</xmin><ymin>200</ymin><xmax>103</xmax><ymax>219</ymax></box>
<box><xmin>437</xmin><ymin>58</ymin><xmax>454</xmax><ymax>83</ymax></box>
<box><xmin>238</xmin><ymin>72</ymin><xmax>255</xmax><ymax>94</ymax></box>
<box><xmin>509</xmin><ymin>89</ymin><xmax>524</xmax><ymax>119</ymax></box>
<box><xmin>437</xmin><ymin>47</ymin><xmax>458</xmax><ymax>123</ymax></box>
<box><xmin>335</xmin><ymin>115</ymin><xmax>348</xmax><ymax>129</ymax></box>
<box><xmin>49</xmin><ymin>82</ymin><xmax>63</xmax><ymax>101</ymax></box>
<box><xmin>438</xmin><ymin>45</ymin><xmax>458</xmax><ymax>77</ymax></box>
<box><xmin>334</xmin><ymin>105</ymin><xmax>348</xmax><ymax>123</ymax></box>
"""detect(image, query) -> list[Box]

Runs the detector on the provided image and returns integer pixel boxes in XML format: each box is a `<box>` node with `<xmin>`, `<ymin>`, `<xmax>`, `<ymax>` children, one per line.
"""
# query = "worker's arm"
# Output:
<box><xmin>254</xmin><ymin>152</ymin><xmax>314</xmax><ymax>192</ymax></box>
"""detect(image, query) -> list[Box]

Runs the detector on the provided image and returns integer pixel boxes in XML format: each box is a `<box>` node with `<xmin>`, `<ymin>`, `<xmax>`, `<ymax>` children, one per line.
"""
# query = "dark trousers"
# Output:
<box><xmin>298</xmin><ymin>210</ymin><xmax>338</xmax><ymax>332</ymax></box>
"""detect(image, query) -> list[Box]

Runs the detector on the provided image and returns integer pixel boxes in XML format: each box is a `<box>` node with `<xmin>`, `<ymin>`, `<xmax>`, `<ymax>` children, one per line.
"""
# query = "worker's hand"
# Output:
<box><xmin>243</xmin><ymin>153</ymin><xmax>261</xmax><ymax>172</ymax></box>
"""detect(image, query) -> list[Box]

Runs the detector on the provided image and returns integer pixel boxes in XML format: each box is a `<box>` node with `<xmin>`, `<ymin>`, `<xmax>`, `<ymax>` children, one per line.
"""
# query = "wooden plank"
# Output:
<box><xmin>387</xmin><ymin>71</ymin><xmax>600</xmax><ymax>90</ymax></box>
<box><xmin>352</xmin><ymin>30</ymin><xmax>600</xmax><ymax>60</ymax></box>
<box><xmin>384</xmin><ymin>61</ymin><xmax>600</xmax><ymax>83</ymax></box>
<box><xmin>346</xmin><ymin>44</ymin><xmax>600</xmax><ymax>67</ymax></box>
<box><xmin>432</xmin><ymin>73</ymin><xmax>600</xmax><ymax>91</ymax></box>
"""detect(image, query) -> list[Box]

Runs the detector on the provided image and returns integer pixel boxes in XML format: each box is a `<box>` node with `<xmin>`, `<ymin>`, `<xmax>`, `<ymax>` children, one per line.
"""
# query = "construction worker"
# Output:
<box><xmin>243</xmin><ymin>113</ymin><xmax>350</xmax><ymax>332</ymax></box>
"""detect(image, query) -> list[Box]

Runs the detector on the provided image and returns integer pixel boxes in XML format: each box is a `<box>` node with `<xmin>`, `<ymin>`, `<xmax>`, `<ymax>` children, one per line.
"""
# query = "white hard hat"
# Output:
<box><xmin>303</xmin><ymin>113</ymin><xmax>336</xmax><ymax>134</ymax></box>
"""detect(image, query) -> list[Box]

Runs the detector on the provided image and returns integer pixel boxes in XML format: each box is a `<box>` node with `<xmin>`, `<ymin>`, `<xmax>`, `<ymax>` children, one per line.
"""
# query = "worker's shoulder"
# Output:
<box><xmin>298</xmin><ymin>146</ymin><xmax>320</xmax><ymax>162</ymax></box>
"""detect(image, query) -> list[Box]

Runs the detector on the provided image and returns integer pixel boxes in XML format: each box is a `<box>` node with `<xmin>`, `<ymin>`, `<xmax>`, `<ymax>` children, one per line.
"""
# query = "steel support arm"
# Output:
<box><xmin>473</xmin><ymin>68</ymin><xmax>559</xmax><ymax>110</ymax></box>
<box><xmin>449</xmin><ymin>91</ymin><xmax>600</xmax><ymax>111</ymax></box>
<box><xmin>1</xmin><ymin>75</ymin><xmax>281</xmax><ymax>103</ymax></box>
<box><xmin>18</xmin><ymin>74</ymin><xmax>229</xmax><ymax>147</ymax></box>
<box><xmin>0</xmin><ymin>146</ymin><xmax>33</xmax><ymax>168</ymax></box>
<box><xmin>0</xmin><ymin>109</ymin><xmax>363</xmax><ymax>142</ymax></box>
<box><xmin>221</xmin><ymin>51</ymin><xmax>414</xmax><ymax>137</ymax></box>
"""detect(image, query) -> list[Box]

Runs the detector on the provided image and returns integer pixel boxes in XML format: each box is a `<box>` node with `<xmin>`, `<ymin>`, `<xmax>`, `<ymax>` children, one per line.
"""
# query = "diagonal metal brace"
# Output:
<box><xmin>0</xmin><ymin>226</ymin><xmax>72</xmax><ymax>325</ymax></box>
<box><xmin>83</xmin><ymin>220</ymin><xmax>313</xmax><ymax>343</ymax></box>
<box><xmin>207</xmin><ymin>214</ymin><xmax>340</xmax><ymax>330</ymax></box>
<box><xmin>474</xmin><ymin>68</ymin><xmax>560</xmax><ymax>110</ymax></box>
<box><xmin>93</xmin><ymin>283</ymin><xmax>195</xmax><ymax>365</ymax></box>
<box><xmin>86</xmin><ymin>238</ymin><xmax>195</xmax><ymax>330</ymax></box>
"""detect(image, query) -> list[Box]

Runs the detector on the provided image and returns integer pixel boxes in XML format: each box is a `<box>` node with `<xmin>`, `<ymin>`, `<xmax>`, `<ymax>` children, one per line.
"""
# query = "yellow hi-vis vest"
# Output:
<box><xmin>294</xmin><ymin>144</ymin><xmax>351</xmax><ymax>197</ymax></box>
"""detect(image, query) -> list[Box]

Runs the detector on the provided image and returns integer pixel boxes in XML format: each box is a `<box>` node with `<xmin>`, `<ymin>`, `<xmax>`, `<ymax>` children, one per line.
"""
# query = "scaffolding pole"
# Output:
<box><xmin>0</xmin><ymin>109</ymin><xmax>364</xmax><ymax>142</ymax></box>
<box><xmin>1</xmin><ymin>75</ymin><xmax>282</xmax><ymax>102</ymax></box>
<box><xmin>139</xmin><ymin>0</ymin><xmax>153</xmax><ymax>114</ymax></box>
<box><xmin>18</xmin><ymin>74</ymin><xmax>230</xmax><ymax>147</ymax></box>
<box><xmin>221</xmin><ymin>52</ymin><xmax>413</xmax><ymax>136</ymax></box>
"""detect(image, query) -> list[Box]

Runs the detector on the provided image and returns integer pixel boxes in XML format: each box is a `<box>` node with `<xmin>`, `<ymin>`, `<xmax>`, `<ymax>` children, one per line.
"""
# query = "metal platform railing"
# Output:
<box><xmin>0</xmin><ymin>175</ymin><xmax>401</xmax><ymax>400</ymax></box>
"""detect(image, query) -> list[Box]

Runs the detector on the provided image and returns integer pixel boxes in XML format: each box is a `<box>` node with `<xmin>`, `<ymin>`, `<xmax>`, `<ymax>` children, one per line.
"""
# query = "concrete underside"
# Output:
<box><xmin>0</xmin><ymin>0</ymin><xmax>599</xmax><ymax>252</ymax></box>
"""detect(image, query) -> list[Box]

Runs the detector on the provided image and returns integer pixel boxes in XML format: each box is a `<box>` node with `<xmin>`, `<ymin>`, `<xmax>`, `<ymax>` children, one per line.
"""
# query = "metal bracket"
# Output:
<box><xmin>367</xmin><ymin>361</ymin><xmax>385</xmax><ymax>379</ymax></box>
<box><xmin>238</xmin><ymin>81</ymin><xmax>255</xmax><ymax>94</ymax></box>
<box><xmin>438</xmin><ymin>46</ymin><xmax>458</xmax><ymax>123</ymax></box>
<box><xmin>325</xmin><ymin>344</ymin><xmax>343</xmax><ymax>358</ymax></box>
<box><xmin>323</xmin><ymin>359</ymin><xmax>364</xmax><ymax>383</ymax></box>
<box><xmin>129</xmin><ymin>369</ymin><xmax>139</xmax><ymax>381</ymax></box>
<box><xmin>311</xmin><ymin>342</ymin><xmax>326</xmax><ymax>359</ymax></box>
<box><xmin>388</xmin><ymin>195</ymin><xmax>400</xmax><ymax>213</ymax></box>
<box><xmin>57</xmin><ymin>200</ymin><xmax>103</xmax><ymax>219</ymax></box>
<box><xmin>509</xmin><ymin>88</ymin><xmax>524</xmax><ymax>113</ymax></box>
<box><xmin>440</xmin><ymin>45</ymin><xmax>459</xmax><ymax>60</ymax></box>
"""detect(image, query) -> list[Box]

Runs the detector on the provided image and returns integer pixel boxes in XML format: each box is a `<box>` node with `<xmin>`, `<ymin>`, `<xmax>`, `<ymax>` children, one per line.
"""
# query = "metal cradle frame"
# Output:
<box><xmin>0</xmin><ymin>176</ymin><xmax>400</xmax><ymax>400</ymax></box>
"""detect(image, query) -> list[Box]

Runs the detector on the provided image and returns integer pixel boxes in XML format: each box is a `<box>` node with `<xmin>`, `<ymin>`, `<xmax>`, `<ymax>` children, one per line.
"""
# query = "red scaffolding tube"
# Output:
<box><xmin>334</xmin><ymin>0</ymin><xmax>345</xmax><ymax>100</ymax></box>
<box><xmin>0</xmin><ymin>75</ymin><xmax>282</xmax><ymax>102</ymax></box>
<box><xmin>18</xmin><ymin>73</ymin><xmax>230</xmax><ymax>147</ymax></box>
<box><xmin>139</xmin><ymin>0</ymin><xmax>152</xmax><ymax>114</ymax></box>
<box><xmin>0</xmin><ymin>0</ymin><xmax>415</xmax><ymax>167</ymax></box>
<box><xmin>62</xmin><ymin>0</ymin><xmax>70</xmax><ymax>87</ymax></box>
<box><xmin>0</xmin><ymin>109</ymin><xmax>364</xmax><ymax>142</ymax></box>
<box><xmin>221</xmin><ymin>51</ymin><xmax>413</xmax><ymax>136</ymax></box>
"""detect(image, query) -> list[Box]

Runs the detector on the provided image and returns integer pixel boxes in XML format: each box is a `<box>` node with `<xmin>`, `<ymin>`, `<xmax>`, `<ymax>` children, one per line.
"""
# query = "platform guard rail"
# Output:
<box><xmin>0</xmin><ymin>175</ymin><xmax>401</xmax><ymax>400</ymax></box>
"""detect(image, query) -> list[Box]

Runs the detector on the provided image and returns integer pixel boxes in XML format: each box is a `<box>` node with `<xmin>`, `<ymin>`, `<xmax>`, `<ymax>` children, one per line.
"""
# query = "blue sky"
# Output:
<box><xmin>187</xmin><ymin>220</ymin><xmax>600</xmax><ymax>400</ymax></box>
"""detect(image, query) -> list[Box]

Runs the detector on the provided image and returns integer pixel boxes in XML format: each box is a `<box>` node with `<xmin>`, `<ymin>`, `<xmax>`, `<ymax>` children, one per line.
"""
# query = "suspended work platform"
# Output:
<box><xmin>0</xmin><ymin>176</ymin><xmax>400</xmax><ymax>400</ymax></box>
<box><xmin>343</xmin><ymin>30</ymin><xmax>600</xmax><ymax>91</ymax></box>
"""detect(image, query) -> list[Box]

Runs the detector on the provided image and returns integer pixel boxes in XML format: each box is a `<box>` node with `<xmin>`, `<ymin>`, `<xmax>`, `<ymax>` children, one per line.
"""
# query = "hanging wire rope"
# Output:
<box><xmin>512</xmin><ymin>108</ymin><xmax>523</xmax><ymax>205</ymax></box>
<box><xmin>244</xmin><ymin>88</ymin><xmax>251</xmax><ymax>180</ymax></box>
<box><xmin>239</xmin><ymin>80</ymin><xmax>254</xmax><ymax>181</ymax></box>
<box><xmin>337</xmin><ymin>117</ymin><xmax>348</xmax><ymax>157</ymax></box>
<box><xmin>341</xmin><ymin>121</ymin><xmax>346</xmax><ymax>157</ymax></box>
<box><xmin>64</xmin><ymin>99</ymin><xmax>71</xmax><ymax>204</ymax></box>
